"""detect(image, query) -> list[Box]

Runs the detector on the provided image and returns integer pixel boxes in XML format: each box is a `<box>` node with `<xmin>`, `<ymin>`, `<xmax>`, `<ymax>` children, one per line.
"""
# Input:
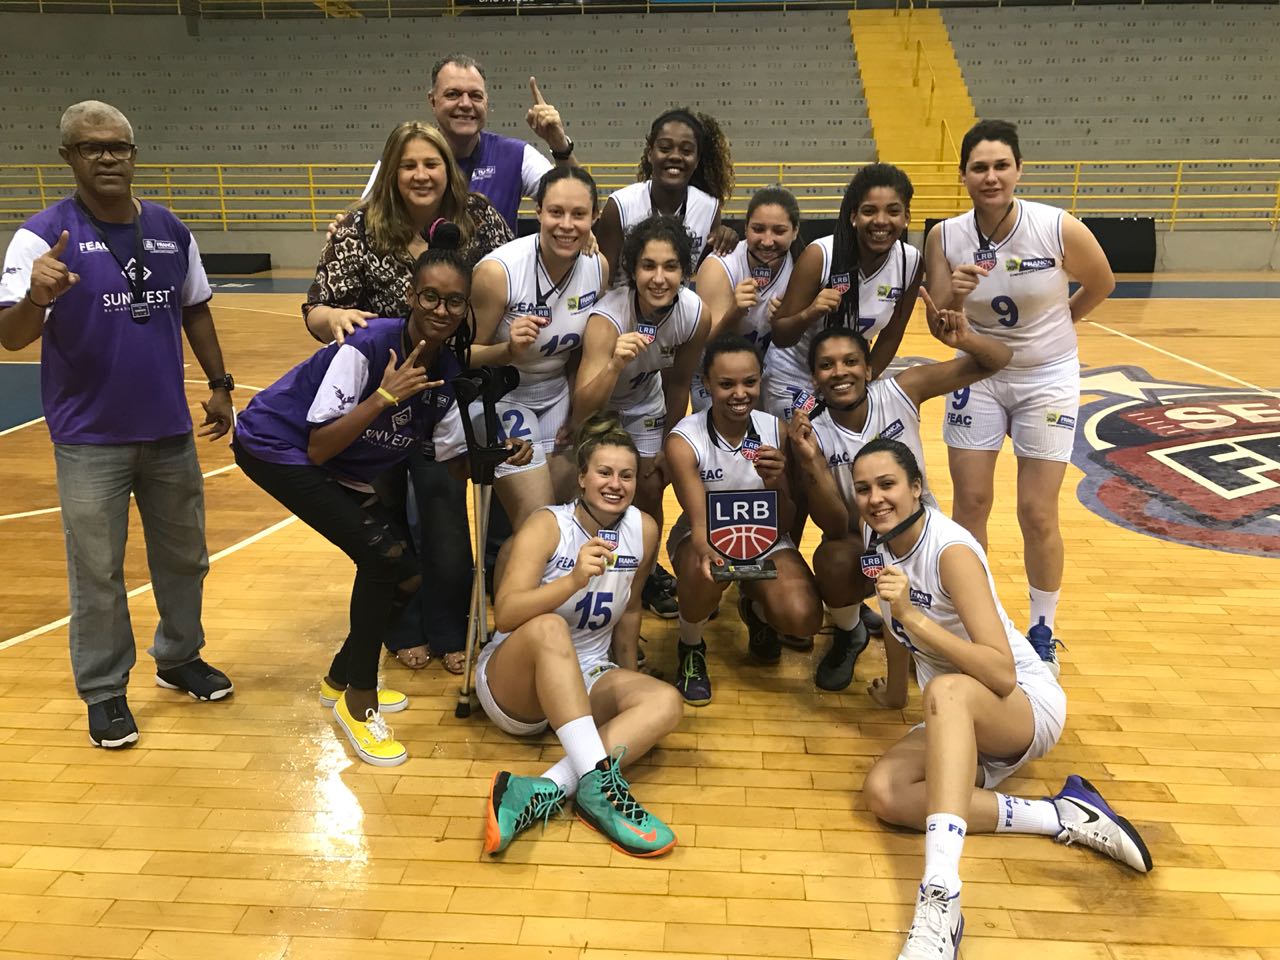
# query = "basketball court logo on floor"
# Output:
<box><xmin>1074</xmin><ymin>364</ymin><xmax>1280</xmax><ymax>557</ymax></box>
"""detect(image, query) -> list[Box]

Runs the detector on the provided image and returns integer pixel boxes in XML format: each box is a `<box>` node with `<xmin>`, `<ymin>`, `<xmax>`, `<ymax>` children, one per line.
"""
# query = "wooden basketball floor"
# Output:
<box><xmin>0</xmin><ymin>273</ymin><xmax>1277</xmax><ymax>960</ymax></box>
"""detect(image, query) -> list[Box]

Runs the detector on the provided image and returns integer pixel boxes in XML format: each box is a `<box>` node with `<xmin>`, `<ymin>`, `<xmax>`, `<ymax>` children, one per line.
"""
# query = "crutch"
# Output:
<box><xmin>451</xmin><ymin>366</ymin><xmax>520</xmax><ymax>718</ymax></box>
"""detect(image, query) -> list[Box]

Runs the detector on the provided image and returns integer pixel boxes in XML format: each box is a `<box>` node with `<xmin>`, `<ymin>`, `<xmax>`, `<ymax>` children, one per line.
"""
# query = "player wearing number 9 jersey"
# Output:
<box><xmin>925</xmin><ymin>120</ymin><xmax>1115</xmax><ymax>674</ymax></box>
<box><xmin>477</xmin><ymin>413</ymin><xmax>682</xmax><ymax>860</ymax></box>
<box><xmin>469</xmin><ymin>168</ymin><xmax>607</xmax><ymax>524</ymax></box>
<box><xmin>850</xmin><ymin>439</ymin><xmax>1150</xmax><ymax>960</ymax></box>
<box><xmin>663</xmin><ymin>336</ymin><xmax>823</xmax><ymax>706</ymax></box>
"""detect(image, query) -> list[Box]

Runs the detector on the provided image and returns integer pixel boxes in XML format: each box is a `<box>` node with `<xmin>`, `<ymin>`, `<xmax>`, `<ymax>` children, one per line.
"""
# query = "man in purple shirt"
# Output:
<box><xmin>362</xmin><ymin>54</ymin><xmax>578</xmax><ymax>230</ymax></box>
<box><xmin>0</xmin><ymin>100</ymin><xmax>235</xmax><ymax>749</ymax></box>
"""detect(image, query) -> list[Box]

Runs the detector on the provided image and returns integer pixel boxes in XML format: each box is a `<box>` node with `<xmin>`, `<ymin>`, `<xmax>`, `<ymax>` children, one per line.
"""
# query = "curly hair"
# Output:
<box><xmin>637</xmin><ymin>108</ymin><xmax>735</xmax><ymax>207</ymax></box>
<box><xmin>619</xmin><ymin>214</ymin><xmax>695</xmax><ymax>289</ymax></box>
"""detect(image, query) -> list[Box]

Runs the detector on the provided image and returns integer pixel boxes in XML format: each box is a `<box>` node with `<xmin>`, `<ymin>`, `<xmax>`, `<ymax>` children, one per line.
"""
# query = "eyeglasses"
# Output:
<box><xmin>69</xmin><ymin>141</ymin><xmax>137</xmax><ymax>162</ymax></box>
<box><xmin>414</xmin><ymin>287</ymin><xmax>470</xmax><ymax>318</ymax></box>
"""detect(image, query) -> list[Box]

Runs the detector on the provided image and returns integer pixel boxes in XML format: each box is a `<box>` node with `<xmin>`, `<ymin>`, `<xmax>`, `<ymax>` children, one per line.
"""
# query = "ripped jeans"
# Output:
<box><xmin>233</xmin><ymin>442</ymin><xmax>419</xmax><ymax>690</ymax></box>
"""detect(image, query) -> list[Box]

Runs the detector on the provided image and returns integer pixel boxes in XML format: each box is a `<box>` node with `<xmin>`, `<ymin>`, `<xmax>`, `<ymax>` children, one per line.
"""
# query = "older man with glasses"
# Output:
<box><xmin>0</xmin><ymin>100</ymin><xmax>236</xmax><ymax>749</ymax></box>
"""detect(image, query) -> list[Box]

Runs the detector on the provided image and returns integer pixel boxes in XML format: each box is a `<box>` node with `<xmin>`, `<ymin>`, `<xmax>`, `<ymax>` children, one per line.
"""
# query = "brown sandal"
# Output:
<box><xmin>441</xmin><ymin>651</ymin><xmax>467</xmax><ymax>675</ymax></box>
<box><xmin>394</xmin><ymin>646</ymin><xmax>432</xmax><ymax>670</ymax></box>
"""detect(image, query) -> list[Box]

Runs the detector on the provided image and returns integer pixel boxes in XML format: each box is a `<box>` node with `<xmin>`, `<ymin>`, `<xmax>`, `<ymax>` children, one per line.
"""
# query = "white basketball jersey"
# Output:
<box><xmin>705</xmin><ymin>240</ymin><xmax>794</xmax><ymax>350</ymax></box>
<box><xmin>593</xmin><ymin>285</ymin><xmax>703</xmax><ymax>414</ymax></box>
<box><xmin>480</xmin><ymin>234</ymin><xmax>605</xmax><ymax>407</ymax></box>
<box><xmin>669</xmin><ymin>408</ymin><xmax>783</xmax><ymax>492</ymax></box>
<box><xmin>809</xmin><ymin>377</ymin><xmax>936</xmax><ymax>528</ymax></box>
<box><xmin>534</xmin><ymin>502</ymin><xmax>645</xmax><ymax>669</ymax></box>
<box><xmin>938</xmin><ymin>200</ymin><xmax>1075</xmax><ymax>368</ymax></box>
<box><xmin>609</xmin><ymin>181</ymin><xmax>719</xmax><ymax>287</ymax></box>
<box><xmin>867</xmin><ymin>507</ymin><xmax>1057</xmax><ymax>690</ymax></box>
<box><xmin>765</xmin><ymin>236</ymin><xmax>920</xmax><ymax>392</ymax></box>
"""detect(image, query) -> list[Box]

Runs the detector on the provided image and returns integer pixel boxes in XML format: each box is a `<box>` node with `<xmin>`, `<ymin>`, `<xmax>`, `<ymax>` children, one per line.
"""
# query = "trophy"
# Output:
<box><xmin>706</xmin><ymin>489</ymin><xmax>780</xmax><ymax>583</ymax></box>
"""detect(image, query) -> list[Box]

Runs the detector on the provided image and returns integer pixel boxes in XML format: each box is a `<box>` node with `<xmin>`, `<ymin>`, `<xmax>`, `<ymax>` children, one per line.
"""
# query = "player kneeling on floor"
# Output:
<box><xmin>478</xmin><ymin>412</ymin><xmax>681</xmax><ymax>858</ymax></box>
<box><xmin>664</xmin><ymin>334</ymin><xmax>823</xmax><ymax>706</ymax></box>
<box><xmin>850</xmin><ymin>439</ymin><xmax>1152</xmax><ymax>960</ymax></box>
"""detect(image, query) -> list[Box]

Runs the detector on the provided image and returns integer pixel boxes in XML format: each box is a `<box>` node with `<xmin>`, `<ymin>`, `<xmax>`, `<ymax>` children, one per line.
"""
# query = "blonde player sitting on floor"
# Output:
<box><xmin>664</xmin><ymin>334</ymin><xmax>823</xmax><ymax>706</ymax></box>
<box><xmin>478</xmin><ymin>412</ymin><xmax>682</xmax><ymax>859</ymax></box>
<box><xmin>788</xmin><ymin>292</ymin><xmax>1012</xmax><ymax>692</ymax></box>
<box><xmin>850</xmin><ymin>438</ymin><xmax>1152</xmax><ymax>960</ymax></box>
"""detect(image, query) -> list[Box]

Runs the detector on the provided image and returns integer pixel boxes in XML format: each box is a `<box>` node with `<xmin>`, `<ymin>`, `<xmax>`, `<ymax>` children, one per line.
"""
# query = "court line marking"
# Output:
<box><xmin>0</xmin><ymin>462</ymin><xmax>243</xmax><ymax>523</ymax></box>
<box><xmin>1085</xmin><ymin>319</ymin><xmax>1278</xmax><ymax>398</ymax></box>
<box><xmin>0</xmin><ymin>417</ymin><xmax>44</xmax><ymax>437</ymax></box>
<box><xmin>0</xmin><ymin>514</ymin><xmax>298</xmax><ymax>651</ymax></box>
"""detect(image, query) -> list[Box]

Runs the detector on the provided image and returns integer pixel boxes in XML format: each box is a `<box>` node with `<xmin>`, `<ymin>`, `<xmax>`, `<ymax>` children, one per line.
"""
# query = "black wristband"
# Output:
<box><xmin>26</xmin><ymin>290</ymin><xmax>53</xmax><ymax>310</ymax></box>
<box><xmin>551</xmin><ymin>137</ymin><xmax>575</xmax><ymax>161</ymax></box>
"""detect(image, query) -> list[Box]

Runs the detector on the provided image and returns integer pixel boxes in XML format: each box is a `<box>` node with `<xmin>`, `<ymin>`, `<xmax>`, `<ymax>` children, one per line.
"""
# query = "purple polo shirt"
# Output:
<box><xmin>0</xmin><ymin>196</ymin><xmax>211</xmax><ymax>445</ymax></box>
<box><xmin>233</xmin><ymin>318</ymin><xmax>461</xmax><ymax>486</ymax></box>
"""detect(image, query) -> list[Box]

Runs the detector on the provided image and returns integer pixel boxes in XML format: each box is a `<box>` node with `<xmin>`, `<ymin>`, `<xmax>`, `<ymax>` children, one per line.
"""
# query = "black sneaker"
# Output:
<box><xmin>156</xmin><ymin>658</ymin><xmax>234</xmax><ymax>701</ymax></box>
<box><xmin>860</xmin><ymin>603</ymin><xmax>885</xmax><ymax>636</ymax></box>
<box><xmin>738</xmin><ymin>593</ymin><xmax>781</xmax><ymax>665</ymax></box>
<box><xmin>675</xmin><ymin>641</ymin><xmax>711</xmax><ymax>706</ymax></box>
<box><xmin>642</xmin><ymin>573</ymin><xmax>679</xmax><ymax>619</ymax></box>
<box><xmin>88</xmin><ymin>696</ymin><xmax>139</xmax><ymax>749</ymax></box>
<box><xmin>815</xmin><ymin>621</ymin><xmax>869</xmax><ymax>691</ymax></box>
<box><xmin>652</xmin><ymin>563</ymin><xmax>677</xmax><ymax>594</ymax></box>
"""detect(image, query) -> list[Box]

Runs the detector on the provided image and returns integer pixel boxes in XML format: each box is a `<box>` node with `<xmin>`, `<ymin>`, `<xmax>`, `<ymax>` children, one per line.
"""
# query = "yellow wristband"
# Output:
<box><xmin>377</xmin><ymin>387</ymin><xmax>399</xmax><ymax>406</ymax></box>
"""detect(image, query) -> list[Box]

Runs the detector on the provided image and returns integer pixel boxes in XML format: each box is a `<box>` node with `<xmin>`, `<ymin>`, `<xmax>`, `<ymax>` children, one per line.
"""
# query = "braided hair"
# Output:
<box><xmin>410</xmin><ymin>220</ymin><xmax>474</xmax><ymax>367</ymax></box>
<box><xmin>827</xmin><ymin>163</ymin><xmax>914</xmax><ymax>329</ymax></box>
<box><xmin>638</xmin><ymin>108</ymin><xmax>735</xmax><ymax>207</ymax></box>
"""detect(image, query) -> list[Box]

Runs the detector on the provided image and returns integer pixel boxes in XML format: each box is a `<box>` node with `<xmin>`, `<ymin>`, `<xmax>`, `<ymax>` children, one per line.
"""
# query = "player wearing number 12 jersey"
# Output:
<box><xmin>925</xmin><ymin>120</ymin><xmax>1115</xmax><ymax>674</ymax></box>
<box><xmin>477</xmin><ymin>413</ymin><xmax>681</xmax><ymax>859</ymax></box>
<box><xmin>470</xmin><ymin>168</ymin><xmax>607</xmax><ymax>524</ymax></box>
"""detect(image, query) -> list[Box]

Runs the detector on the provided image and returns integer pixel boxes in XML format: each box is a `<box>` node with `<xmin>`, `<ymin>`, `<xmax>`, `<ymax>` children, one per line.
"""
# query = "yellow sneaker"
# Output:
<box><xmin>319</xmin><ymin>678</ymin><xmax>408</xmax><ymax>713</ymax></box>
<box><xmin>333</xmin><ymin>695</ymin><xmax>408</xmax><ymax>767</ymax></box>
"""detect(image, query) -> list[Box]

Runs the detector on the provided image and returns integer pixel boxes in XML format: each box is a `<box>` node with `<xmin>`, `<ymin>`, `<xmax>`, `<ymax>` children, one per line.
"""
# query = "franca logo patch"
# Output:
<box><xmin>1073</xmin><ymin>364</ymin><xmax>1280</xmax><ymax>557</ymax></box>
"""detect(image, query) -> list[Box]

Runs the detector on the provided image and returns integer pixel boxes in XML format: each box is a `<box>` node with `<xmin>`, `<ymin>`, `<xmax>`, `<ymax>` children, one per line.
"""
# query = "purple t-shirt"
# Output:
<box><xmin>233</xmin><ymin>318</ymin><xmax>461</xmax><ymax>486</ymax></box>
<box><xmin>459</xmin><ymin>131</ymin><xmax>536</xmax><ymax>230</ymax></box>
<box><xmin>0</xmin><ymin>196</ymin><xmax>212</xmax><ymax>444</ymax></box>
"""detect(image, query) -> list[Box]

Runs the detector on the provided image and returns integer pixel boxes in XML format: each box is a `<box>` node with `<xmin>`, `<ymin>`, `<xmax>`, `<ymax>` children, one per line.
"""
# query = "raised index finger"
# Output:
<box><xmin>529</xmin><ymin>77</ymin><xmax>546</xmax><ymax>105</ymax></box>
<box><xmin>405</xmin><ymin>338</ymin><xmax>427</xmax><ymax>366</ymax></box>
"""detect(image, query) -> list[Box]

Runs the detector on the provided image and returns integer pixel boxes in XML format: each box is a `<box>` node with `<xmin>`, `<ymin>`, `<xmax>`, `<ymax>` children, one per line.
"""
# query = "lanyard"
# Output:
<box><xmin>705</xmin><ymin>407</ymin><xmax>760</xmax><ymax>454</ymax></box>
<box><xmin>632</xmin><ymin>289</ymin><xmax>676</xmax><ymax>329</ymax></box>
<box><xmin>974</xmin><ymin>201</ymin><xmax>1015</xmax><ymax>251</ymax></box>
<box><xmin>75</xmin><ymin>194</ymin><xmax>146</xmax><ymax>309</ymax></box>
<box><xmin>534</xmin><ymin>241</ymin><xmax>579</xmax><ymax>308</ymax></box>
<box><xmin>867</xmin><ymin>504</ymin><xmax>927</xmax><ymax>553</ymax></box>
<box><xmin>648</xmin><ymin>181</ymin><xmax>687</xmax><ymax>222</ymax></box>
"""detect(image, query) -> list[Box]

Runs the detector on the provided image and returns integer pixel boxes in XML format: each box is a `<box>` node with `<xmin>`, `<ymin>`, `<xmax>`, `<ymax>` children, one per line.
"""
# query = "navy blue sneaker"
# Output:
<box><xmin>675</xmin><ymin>641</ymin><xmax>711</xmax><ymax>706</ymax></box>
<box><xmin>1026</xmin><ymin>619</ymin><xmax>1062</xmax><ymax>678</ymax></box>
<box><xmin>739</xmin><ymin>593</ymin><xmax>781</xmax><ymax>664</ymax></box>
<box><xmin>815</xmin><ymin>621</ymin><xmax>869</xmax><ymax>691</ymax></box>
<box><xmin>156</xmin><ymin>658</ymin><xmax>234</xmax><ymax>701</ymax></box>
<box><xmin>88</xmin><ymin>696</ymin><xmax>138</xmax><ymax>749</ymax></box>
<box><xmin>1050</xmin><ymin>775</ymin><xmax>1153</xmax><ymax>873</ymax></box>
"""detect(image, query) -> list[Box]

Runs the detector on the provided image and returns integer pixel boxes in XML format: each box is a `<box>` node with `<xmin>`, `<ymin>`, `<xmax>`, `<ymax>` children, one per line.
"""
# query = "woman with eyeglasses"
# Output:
<box><xmin>233</xmin><ymin>224</ymin><xmax>531</xmax><ymax>767</ymax></box>
<box><xmin>300</xmin><ymin>122</ymin><xmax>513</xmax><ymax>675</ymax></box>
<box><xmin>468</xmin><ymin>167</ymin><xmax>607</xmax><ymax>522</ymax></box>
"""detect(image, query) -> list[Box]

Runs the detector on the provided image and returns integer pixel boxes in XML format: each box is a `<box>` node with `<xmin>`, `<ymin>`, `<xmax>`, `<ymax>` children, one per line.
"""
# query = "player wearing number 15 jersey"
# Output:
<box><xmin>925</xmin><ymin>120</ymin><xmax>1115</xmax><ymax>674</ymax></box>
<box><xmin>477</xmin><ymin>413</ymin><xmax>681</xmax><ymax>860</ymax></box>
<box><xmin>470</xmin><ymin>168</ymin><xmax>607</xmax><ymax>524</ymax></box>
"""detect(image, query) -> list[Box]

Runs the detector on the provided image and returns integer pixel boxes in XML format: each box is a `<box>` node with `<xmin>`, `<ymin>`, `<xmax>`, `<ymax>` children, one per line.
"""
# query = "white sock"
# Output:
<box><xmin>923</xmin><ymin>813</ymin><xmax>967</xmax><ymax>894</ymax></box>
<box><xmin>540</xmin><ymin>757</ymin><xmax>579</xmax><ymax>797</ymax></box>
<box><xmin>553</xmin><ymin>715</ymin><xmax>608</xmax><ymax>781</ymax></box>
<box><xmin>994</xmin><ymin>794</ymin><xmax>1062</xmax><ymax>835</ymax></box>
<box><xmin>678</xmin><ymin>614</ymin><xmax>707</xmax><ymax>648</ymax></box>
<box><xmin>1028</xmin><ymin>587</ymin><xmax>1060</xmax><ymax>633</ymax></box>
<box><xmin>828</xmin><ymin>603</ymin><xmax>862</xmax><ymax>631</ymax></box>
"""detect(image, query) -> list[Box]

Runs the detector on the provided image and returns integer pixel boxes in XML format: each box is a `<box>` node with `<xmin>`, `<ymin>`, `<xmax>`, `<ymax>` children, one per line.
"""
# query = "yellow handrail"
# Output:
<box><xmin>2</xmin><ymin>159</ymin><xmax>1278</xmax><ymax>230</ymax></box>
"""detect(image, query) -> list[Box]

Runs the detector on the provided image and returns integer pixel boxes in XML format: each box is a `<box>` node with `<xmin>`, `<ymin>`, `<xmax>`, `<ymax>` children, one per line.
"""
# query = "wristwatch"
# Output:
<box><xmin>551</xmin><ymin>137</ymin><xmax>575</xmax><ymax>161</ymax></box>
<box><xmin>208</xmin><ymin>374</ymin><xmax>235</xmax><ymax>391</ymax></box>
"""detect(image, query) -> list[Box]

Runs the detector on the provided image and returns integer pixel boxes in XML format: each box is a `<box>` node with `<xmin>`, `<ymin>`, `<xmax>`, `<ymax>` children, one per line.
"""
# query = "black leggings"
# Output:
<box><xmin>233</xmin><ymin>441</ymin><xmax>418</xmax><ymax>690</ymax></box>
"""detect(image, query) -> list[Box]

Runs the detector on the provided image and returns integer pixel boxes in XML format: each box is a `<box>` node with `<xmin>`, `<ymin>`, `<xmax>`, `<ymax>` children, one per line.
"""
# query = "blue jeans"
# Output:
<box><xmin>54</xmin><ymin>434</ymin><xmax>209</xmax><ymax>705</ymax></box>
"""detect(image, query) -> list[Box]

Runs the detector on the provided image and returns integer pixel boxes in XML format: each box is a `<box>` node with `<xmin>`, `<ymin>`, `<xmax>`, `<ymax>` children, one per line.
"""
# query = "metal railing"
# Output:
<box><xmin>3</xmin><ymin>160</ymin><xmax>1278</xmax><ymax>230</ymax></box>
